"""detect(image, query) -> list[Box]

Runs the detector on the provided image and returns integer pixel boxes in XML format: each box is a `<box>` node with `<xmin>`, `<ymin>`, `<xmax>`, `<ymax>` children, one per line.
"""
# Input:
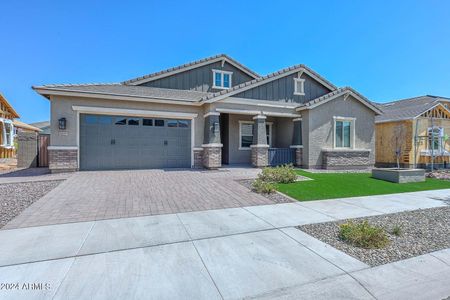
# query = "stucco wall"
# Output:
<box><xmin>304</xmin><ymin>95</ymin><xmax>376</xmax><ymax>168</ymax></box>
<box><xmin>50</xmin><ymin>95</ymin><xmax>205</xmax><ymax>147</ymax></box>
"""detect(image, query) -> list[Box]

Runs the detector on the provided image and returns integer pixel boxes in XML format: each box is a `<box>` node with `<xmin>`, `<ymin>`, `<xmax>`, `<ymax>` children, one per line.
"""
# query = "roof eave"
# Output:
<box><xmin>32</xmin><ymin>87</ymin><xmax>203</xmax><ymax>106</ymax></box>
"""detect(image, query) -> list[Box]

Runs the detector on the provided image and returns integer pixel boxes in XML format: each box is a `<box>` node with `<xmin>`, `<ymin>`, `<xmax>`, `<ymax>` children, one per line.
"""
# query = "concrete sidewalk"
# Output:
<box><xmin>0</xmin><ymin>189</ymin><xmax>449</xmax><ymax>299</ymax></box>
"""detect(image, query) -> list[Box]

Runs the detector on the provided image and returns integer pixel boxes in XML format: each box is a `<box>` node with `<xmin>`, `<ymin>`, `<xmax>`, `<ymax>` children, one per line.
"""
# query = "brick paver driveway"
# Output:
<box><xmin>4</xmin><ymin>168</ymin><xmax>275</xmax><ymax>229</ymax></box>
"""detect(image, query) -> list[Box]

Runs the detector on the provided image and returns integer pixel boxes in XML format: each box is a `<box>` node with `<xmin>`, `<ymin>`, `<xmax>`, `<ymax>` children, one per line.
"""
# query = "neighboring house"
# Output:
<box><xmin>0</xmin><ymin>93</ymin><xmax>19</xmax><ymax>158</ymax></box>
<box><xmin>33</xmin><ymin>54</ymin><xmax>382</xmax><ymax>173</ymax></box>
<box><xmin>30</xmin><ymin>120</ymin><xmax>51</xmax><ymax>135</ymax></box>
<box><xmin>375</xmin><ymin>95</ymin><xmax>450</xmax><ymax>169</ymax></box>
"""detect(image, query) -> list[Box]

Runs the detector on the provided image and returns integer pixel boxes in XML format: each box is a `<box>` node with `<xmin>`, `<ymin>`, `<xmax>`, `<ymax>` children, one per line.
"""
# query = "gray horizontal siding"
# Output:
<box><xmin>139</xmin><ymin>61</ymin><xmax>254</xmax><ymax>92</ymax></box>
<box><xmin>234</xmin><ymin>73</ymin><xmax>331</xmax><ymax>104</ymax></box>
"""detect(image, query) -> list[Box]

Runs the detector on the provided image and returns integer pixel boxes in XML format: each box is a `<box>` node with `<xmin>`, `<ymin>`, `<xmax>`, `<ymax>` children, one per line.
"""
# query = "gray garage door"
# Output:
<box><xmin>80</xmin><ymin>114</ymin><xmax>191</xmax><ymax>170</ymax></box>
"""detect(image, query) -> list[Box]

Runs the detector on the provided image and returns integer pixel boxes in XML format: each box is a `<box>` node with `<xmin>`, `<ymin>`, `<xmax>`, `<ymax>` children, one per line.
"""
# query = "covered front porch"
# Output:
<box><xmin>196</xmin><ymin>108</ymin><xmax>303</xmax><ymax>169</ymax></box>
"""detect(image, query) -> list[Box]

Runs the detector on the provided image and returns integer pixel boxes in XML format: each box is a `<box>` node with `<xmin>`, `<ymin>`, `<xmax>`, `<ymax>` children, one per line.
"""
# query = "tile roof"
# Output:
<box><xmin>33</xmin><ymin>84</ymin><xmax>210</xmax><ymax>102</ymax></box>
<box><xmin>200</xmin><ymin>64</ymin><xmax>337</xmax><ymax>102</ymax></box>
<box><xmin>122</xmin><ymin>54</ymin><xmax>259</xmax><ymax>85</ymax></box>
<box><xmin>13</xmin><ymin>120</ymin><xmax>41</xmax><ymax>132</ymax></box>
<box><xmin>375</xmin><ymin>95</ymin><xmax>450</xmax><ymax>123</ymax></box>
<box><xmin>297</xmin><ymin>87</ymin><xmax>383</xmax><ymax>114</ymax></box>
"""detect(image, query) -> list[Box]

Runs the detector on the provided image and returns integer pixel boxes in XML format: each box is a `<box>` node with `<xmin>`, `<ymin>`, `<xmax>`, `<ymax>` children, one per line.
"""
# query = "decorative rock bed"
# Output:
<box><xmin>298</xmin><ymin>206</ymin><xmax>450</xmax><ymax>266</ymax></box>
<box><xmin>427</xmin><ymin>170</ymin><xmax>450</xmax><ymax>181</ymax></box>
<box><xmin>0</xmin><ymin>180</ymin><xmax>62</xmax><ymax>229</ymax></box>
<box><xmin>238</xmin><ymin>179</ymin><xmax>293</xmax><ymax>203</ymax></box>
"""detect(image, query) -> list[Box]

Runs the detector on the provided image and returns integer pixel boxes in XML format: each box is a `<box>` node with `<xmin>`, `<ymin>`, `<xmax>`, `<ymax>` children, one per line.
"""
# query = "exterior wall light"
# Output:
<box><xmin>58</xmin><ymin>118</ymin><xmax>67</xmax><ymax>130</ymax></box>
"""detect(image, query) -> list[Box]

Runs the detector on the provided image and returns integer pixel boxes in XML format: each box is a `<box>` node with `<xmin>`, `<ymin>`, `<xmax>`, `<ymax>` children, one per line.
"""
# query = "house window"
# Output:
<box><xmin>334</xmin><ymin>118</ymin><xmax>354</xmax><ymax>148</ymax></box>
<box><xmin>428</xmin><ymin>127</ymin><xmax>444</xmax><ymax>151</ymax></box>
<box><xmin>3</xmin><ymin>122</ymin><xmax>14</xmax><ymax>147</ymax></box>
<box><xmin>143</xmin><ymin>119</ymin><xmax>153</xmax><ymax>126</ymax></box>
<box><xmin>115</xmin><ymin>118</ymin><xmax>127</xmax><ymax>125</ymax></box>
<box><xmin>239</xmin><ymin>121</ymin><xmax>272</xmax><ymax>150</ymax></box>
<box><xmin>294</xmin><ymin>78</ymin><xmax>305</xmax><ymax>96</ymax></box>
<box><xmin>155</xmin><ymin>119</ymin><xmax>165</xmax><ymax>127</ymax></box>
<box><xmin>212</xmin><ymin>70</ymin><xmax>232</xmax><ymax>89</ymax></box>
<box><xmin>128</xmin><ymin>118</ymin><xmax>140</xmax><ymax>126</ymax></box>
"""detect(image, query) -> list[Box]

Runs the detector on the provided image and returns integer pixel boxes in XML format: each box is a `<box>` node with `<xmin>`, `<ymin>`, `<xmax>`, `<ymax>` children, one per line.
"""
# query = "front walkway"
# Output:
<box><xmin>4</xmin><ymin>168</ymin><xmax>273</xmax><ymax>229</ymax></box>
<box><xmin>0</xmin><ymin>189</ymin><xmax>449</xmax><ymax>299</ymax></box>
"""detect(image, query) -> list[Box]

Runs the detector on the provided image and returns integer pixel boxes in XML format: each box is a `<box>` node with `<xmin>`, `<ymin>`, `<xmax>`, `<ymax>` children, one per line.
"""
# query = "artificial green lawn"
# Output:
<box><xmin>276</xmin><ymin>170</ymin><xmax>450</xmax><ymax>201</ymax></box>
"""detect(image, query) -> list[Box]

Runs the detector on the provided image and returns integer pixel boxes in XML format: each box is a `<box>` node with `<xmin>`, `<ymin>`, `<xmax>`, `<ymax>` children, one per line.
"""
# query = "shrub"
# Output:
<box><xmin>339</xmin><ymin>220</ymin><xmax>389</xmax><ymax>249</ymax></box>
<box><xmin>391</xmin><ymin>225</ymin><xmax>402</xmax><ymax>236</ymax></box>
<box><xmin>252</xmin><ymin>179</ymin><xmax>275</xmax><ymax>194</ymax></box>
<box><xmin>258</xmin><ymin>164</ymin><xmax>297</xmax><ymax>184</ymax></box>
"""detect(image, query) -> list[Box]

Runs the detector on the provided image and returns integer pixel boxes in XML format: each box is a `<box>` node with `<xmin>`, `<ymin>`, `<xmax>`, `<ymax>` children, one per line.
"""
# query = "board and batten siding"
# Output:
<box><xmin>139</xmin><ymin>61</ymin><xmax>254</xmax><ymax>92</ymax></box>
<box><xmin>233</xmin><ymin>73</ymin><xmax>331</xmax><ymax>104</ymax></box>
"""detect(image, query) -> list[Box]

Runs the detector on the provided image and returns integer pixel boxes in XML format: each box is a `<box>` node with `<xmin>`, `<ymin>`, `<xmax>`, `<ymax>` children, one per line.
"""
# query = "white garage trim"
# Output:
<box><xmin>47</xmin><ymin>146</ymin><xmax>79</xmax><ymax>150</ymax></box>
<box><xmin>74</xmin><ymin>106</ymin><xmax>197</xmax><ymax>169</ymax></box>
<box><xmin>72</xmin><ymin>106</ymin><xmax>198</xmax><ymax>119</ymax></box>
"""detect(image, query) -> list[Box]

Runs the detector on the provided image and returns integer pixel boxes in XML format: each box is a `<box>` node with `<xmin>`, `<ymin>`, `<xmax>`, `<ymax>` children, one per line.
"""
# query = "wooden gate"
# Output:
<box><xmin>38</xmin><ymin>134</ymin><xmax>50</xmax><ymax>167</ymax></box>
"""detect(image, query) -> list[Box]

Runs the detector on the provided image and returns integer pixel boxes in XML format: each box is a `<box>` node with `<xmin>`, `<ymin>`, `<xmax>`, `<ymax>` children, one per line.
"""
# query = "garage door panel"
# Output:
<box><xmin>80</xmin><ymin>114</ymin><xmax>191</xmax><ymax>170</ymax></box>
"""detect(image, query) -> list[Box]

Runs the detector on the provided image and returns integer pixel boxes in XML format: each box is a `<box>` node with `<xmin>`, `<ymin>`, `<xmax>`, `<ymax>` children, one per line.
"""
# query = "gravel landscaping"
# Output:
<box><xmin>298</xmin><ymin>206</ymin><xmax>450</xmax><ymax>266</ymax></box>
<box><xmin>427</xmin><ymin>170</ymin><xmax>450</xmax><ymax>181</ymax></box>
<box><xmin>0</xmin><ymin>180</ymin><xmax>62</xmax><ymax>229</ymax></box>
<box><xmin>238</xmin><ymin>179</ymin><xmax>293</xmax><ymax>203</ymax></box>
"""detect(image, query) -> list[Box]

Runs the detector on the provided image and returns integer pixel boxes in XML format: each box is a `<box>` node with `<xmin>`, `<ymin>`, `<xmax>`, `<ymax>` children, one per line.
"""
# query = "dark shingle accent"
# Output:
<box><xmin>200</xmin><ymin>64</ymin><xmax>337</xmax><ymax>102</ymax></box>
<box><xmin>122</xmin><ymin>54</ymin><xmax>259</xmax><ymax>85</ymax></box>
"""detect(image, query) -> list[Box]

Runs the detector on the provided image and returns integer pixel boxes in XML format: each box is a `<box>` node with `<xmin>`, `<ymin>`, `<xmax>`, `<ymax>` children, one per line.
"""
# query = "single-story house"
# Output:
<box><xmin>33</xmin><ymin>54</ymin><xmax>382</xmax><ymax>173</ymax></box>
<box><xmin>375</xmin><ymin>95</ymin><xmax>450</xmax><ymax>169</ymax></box>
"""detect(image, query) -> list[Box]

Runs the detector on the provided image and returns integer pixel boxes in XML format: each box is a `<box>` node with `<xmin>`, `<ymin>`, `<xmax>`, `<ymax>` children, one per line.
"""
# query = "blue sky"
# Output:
<box><xmin>1</xmin><ymin>0</ymin><xmax>449</xmax><ymax>123</ymax></box>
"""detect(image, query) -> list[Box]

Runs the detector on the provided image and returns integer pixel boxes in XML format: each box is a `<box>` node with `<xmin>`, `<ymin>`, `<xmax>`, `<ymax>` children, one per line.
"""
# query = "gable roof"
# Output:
<box><xmin>33</xmin><ymin>83</ymin><xmax>209</xmax><ymax>103</ymax></box>
<box><xmin>200</xmin><ymin>64</ymin><xmax>337</xmax><ymax>103</ymax></box>
<box><xmin>296</xmin><ymin>87</ymin><xmax>383</xmax><ymax>115</ymax></box>
<box><xmin>13</xmin><ymin>120</ymin><xmax>41</xmax><ymax>132</ymax></box>
<box><xmin>122</xmin><ymin>54</ymin><xmax>259</xmax><ymax>85</ymax></box>
<box><xmin>375</xmin><ymin>95</ymin><xmax>450</xmax><ymax>123</ymax></box>
<box><xmin>0</xmin><ymin>93</ymin><xmax>20</xmax><ymax>119</ymax></box>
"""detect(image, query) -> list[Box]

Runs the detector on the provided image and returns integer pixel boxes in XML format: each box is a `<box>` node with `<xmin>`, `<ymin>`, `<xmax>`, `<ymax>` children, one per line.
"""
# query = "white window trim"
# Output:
<box><xmin>333</xmin><ymin>116</ymin><xmax>356</xmax><ymax>149</ymax></box>
<box><xmin>238</xmin><ymin>120</ymin><xmax>272</xmax><ymax>150</ymax></box>
<box><xmin>212</xmin><ymin>69</ymin><xmax>233</xmax><ymax>89</ymax></box>
<box><xmin>294</xmin><ymin>78</ymin><xmax>305</xmax><ymax>96</ymax></box>
<box><xmin>427</xmin><ymin>126</ymin><xmax>444</xmax><ymax>151</ymax></box>
<box><xmin>1</xmin><ymin>119</ymin><xmax>14</xmax><ymax>148</ymax></box>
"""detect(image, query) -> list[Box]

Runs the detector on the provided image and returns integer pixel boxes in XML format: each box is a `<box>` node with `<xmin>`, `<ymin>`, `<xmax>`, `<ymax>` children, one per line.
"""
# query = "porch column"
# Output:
<box><xmin>290</xmin><ymin>118</ymin><xmax>303</xmax><ymax>166</ymax></box>
<box><xmin>202</xmin><ymin>112</ymin><xmax>222</xmax><ymax>169</ymax></box>
<box><xmin>251</xmin><ymin>115</ymin><xmax>269</xmax><ymax>167</ymax></box>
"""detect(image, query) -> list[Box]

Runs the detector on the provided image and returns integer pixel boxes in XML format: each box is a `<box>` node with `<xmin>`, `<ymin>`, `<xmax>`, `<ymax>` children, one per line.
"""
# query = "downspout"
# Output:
<box><xmin>431</xmin><ymin>115</ymin><xmax>434</xmax><ymax>171</ymax></box>
<box><xmin>413</xmin><ymin>117</ymin><xmax>419</xmax><ymax>169</ymax></box>
<box><xmin>0</xmin><ymin>118</ymin><xmax>6</xmax><ymax>147</ymax></box>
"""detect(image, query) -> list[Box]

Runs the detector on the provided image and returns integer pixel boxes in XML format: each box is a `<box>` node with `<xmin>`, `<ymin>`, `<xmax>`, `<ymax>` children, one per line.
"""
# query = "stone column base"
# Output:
<box><xmin>290</xmin><ymin>146</ymin><xmax>303</xmax><ymax>167</ymax></box>
<box><xmin>48</xmin><ymin>147</ymin><xmax>78</xmax><ymax>173</ymax></box>
<box><xmin>251</xmin><ymin>145</ymin><xmax>269</xmax><ymax>167</ymax></box>
<box><xmin>193</xmin><ymin>148</ymin><xmax>204</xmax><ymax>169</ymax></box>
<box><xmin>202</xmin><ymin>144</ymin><xmax>222</xmax><ymax>169</ymax></box>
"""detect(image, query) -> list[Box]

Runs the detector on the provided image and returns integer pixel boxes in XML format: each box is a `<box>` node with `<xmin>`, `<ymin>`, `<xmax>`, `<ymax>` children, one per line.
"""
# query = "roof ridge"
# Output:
<box><xmin>381</xmin><ymin>95</ymin><xmax>435</xmax><ymax>105</ymax></box>
<box><xmin>297</xmin><ymin>86</ymin><xmax>382</xmax><ymax>114</ymax></box>
<box><xmin>200</xmin><ymin>64</ymin><xmax>337</xmax><ymax>102</ymax></box>
<box><xmin>38</xmin><ymin>83</ymin><xmax>121</xmax><ymax>88</ymax></box>
<box><xmin>122</xmin><ymin>54</ymin><xmax>259</xmax><ymax>85</ymax></box>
